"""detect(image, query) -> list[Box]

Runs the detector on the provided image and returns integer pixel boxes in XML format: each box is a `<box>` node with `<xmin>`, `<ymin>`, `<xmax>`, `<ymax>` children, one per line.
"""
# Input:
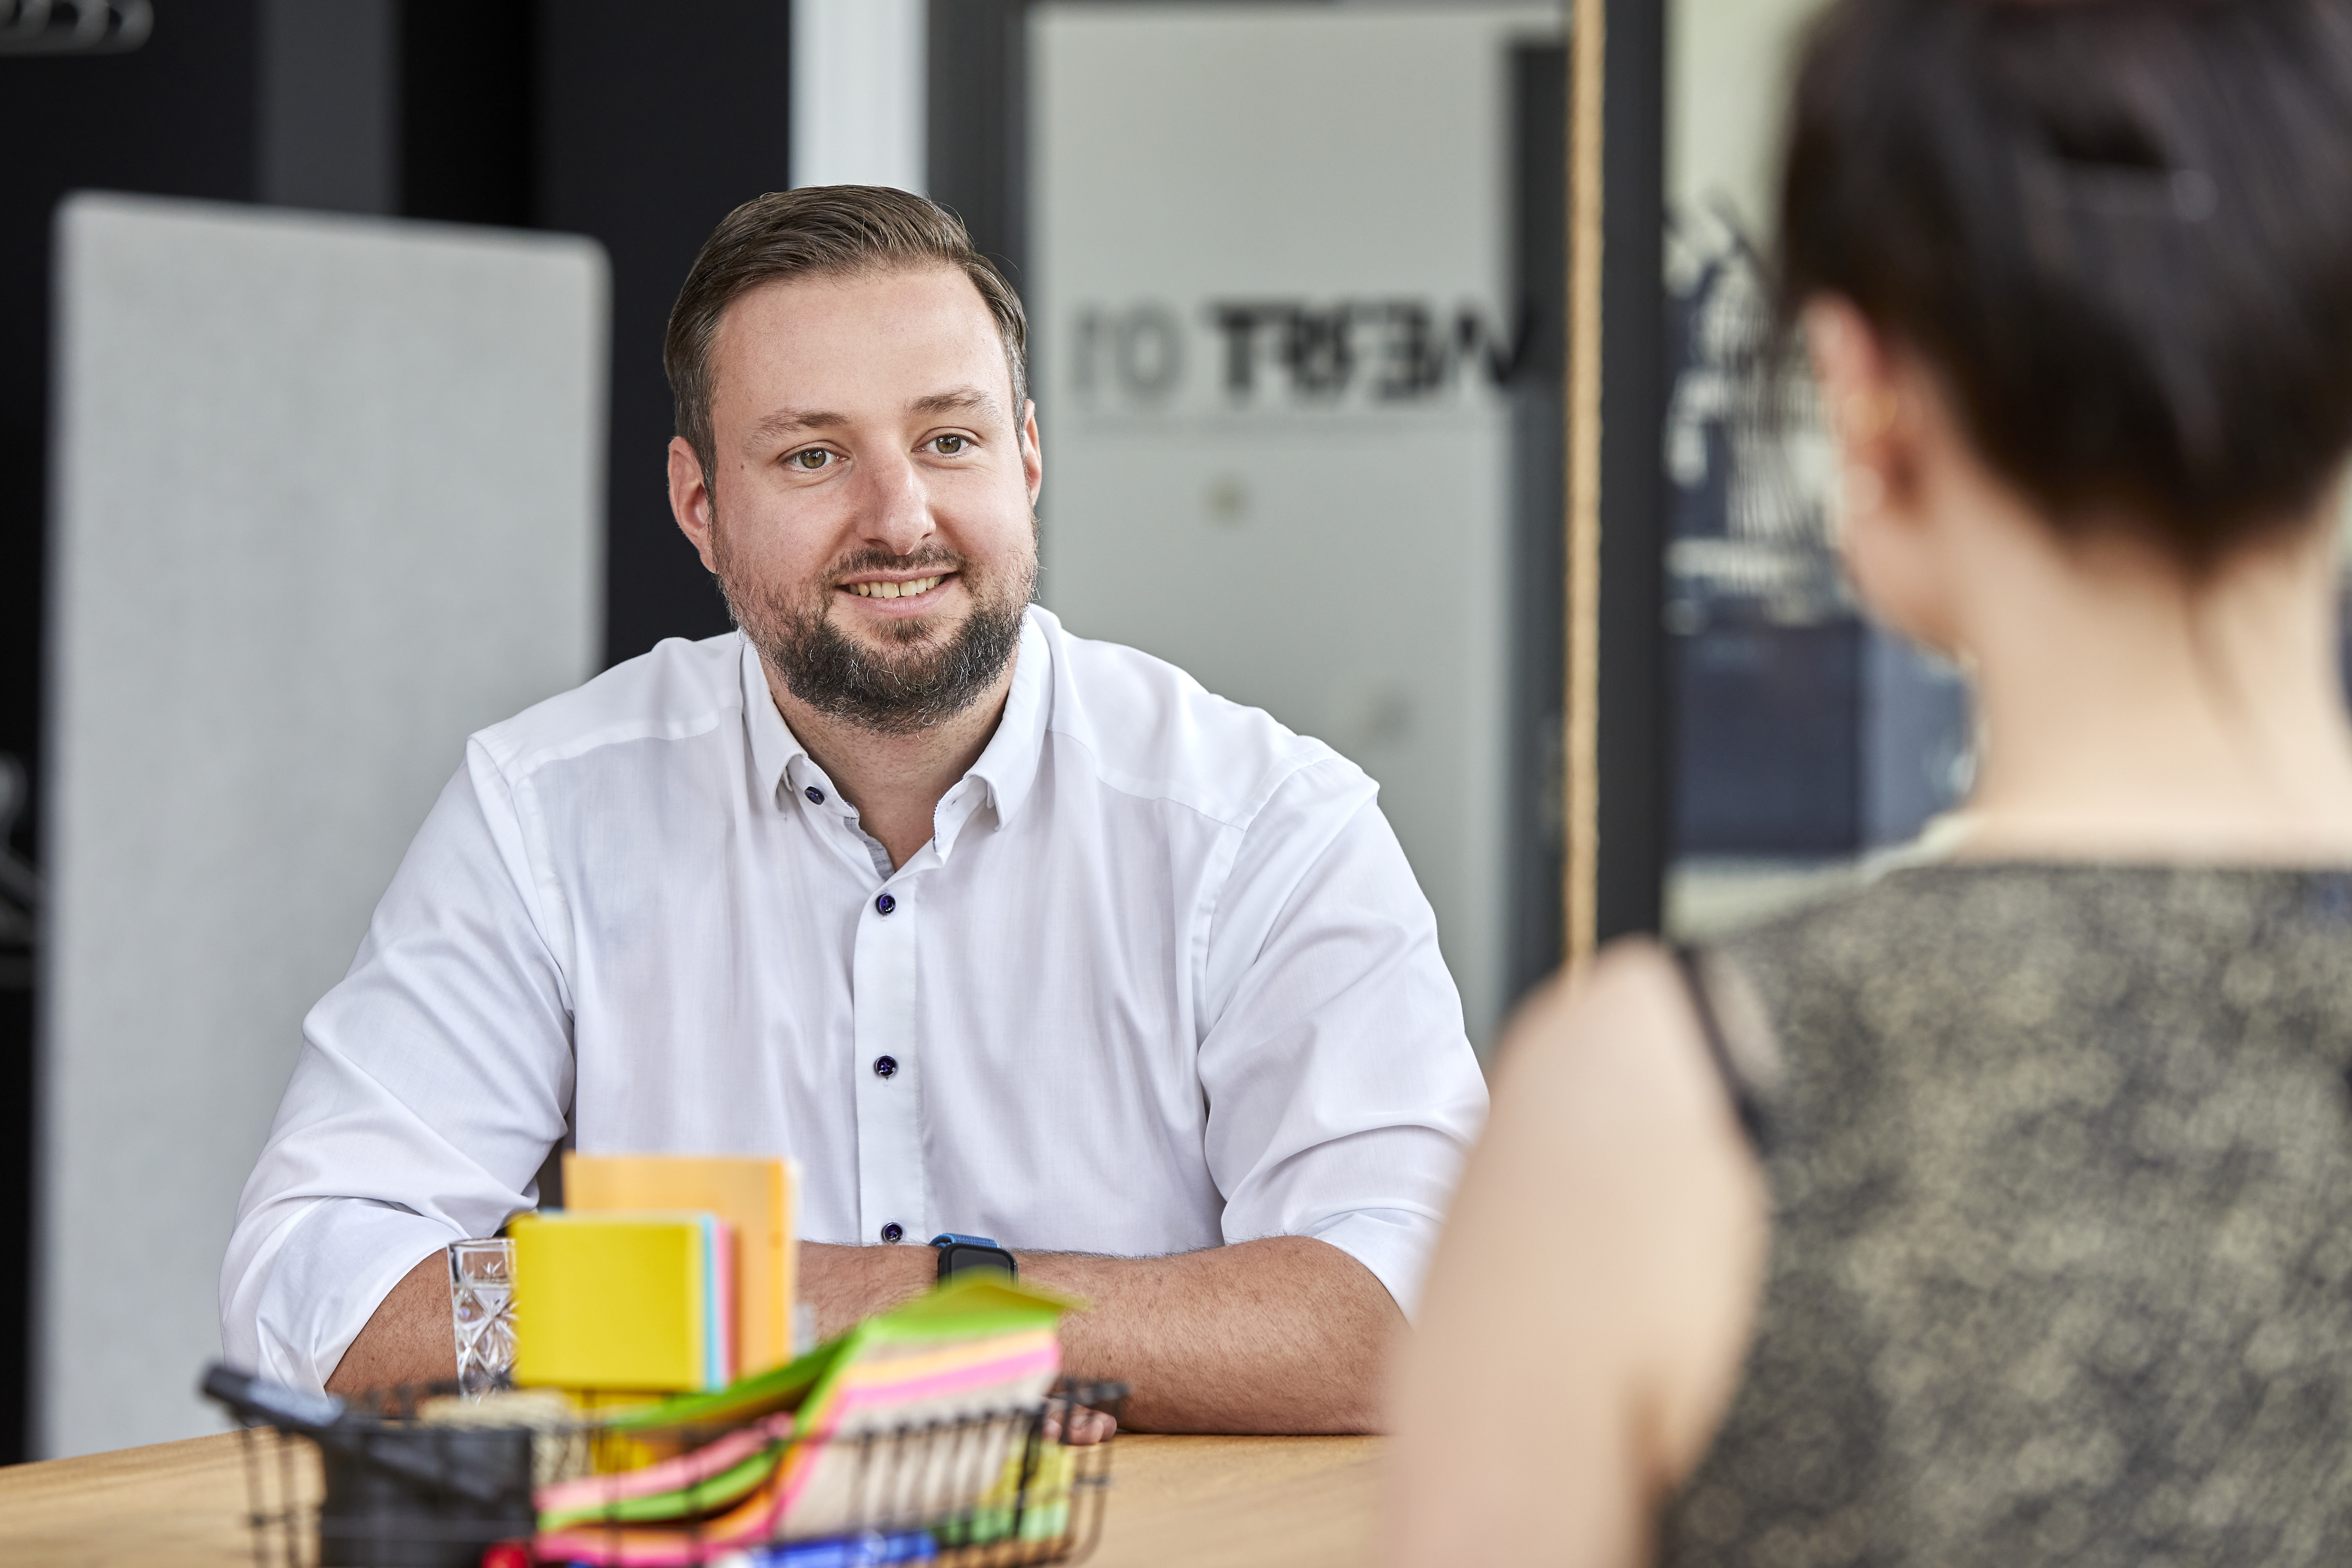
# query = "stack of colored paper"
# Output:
<box><xmin>565</xmin><ymin>1154</ymin><xmax>799</xmax><ymax>1378</ymax></box>
<box><xmin>534</xmin><ymin>1274</ymin><xmax>1078</xmax><ymax>1565</ymax></box>
<box><xmin>510</xmin><ymin>1211</ymin><xmax>736</xmax><ymax>1393</ymax></box>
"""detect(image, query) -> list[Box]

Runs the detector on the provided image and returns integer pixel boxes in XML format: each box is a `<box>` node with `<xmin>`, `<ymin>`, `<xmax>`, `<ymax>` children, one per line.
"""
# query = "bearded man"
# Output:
<box><xmin>220</xmin><ymin>188</ymin><xmax>1487</xmax><ymax>1433</ymax></box>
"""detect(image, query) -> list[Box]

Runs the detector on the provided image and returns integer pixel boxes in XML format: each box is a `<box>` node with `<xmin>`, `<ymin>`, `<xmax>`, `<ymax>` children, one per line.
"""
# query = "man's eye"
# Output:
<box><xmin>792</xmin><ymin>449</ymin><xmax>832</xmax><ymax>471</ymax></box>
<box><xmin>933</xmin><ymin>435</ymin><xmax>968</xmax><ymax>455</ymax></box>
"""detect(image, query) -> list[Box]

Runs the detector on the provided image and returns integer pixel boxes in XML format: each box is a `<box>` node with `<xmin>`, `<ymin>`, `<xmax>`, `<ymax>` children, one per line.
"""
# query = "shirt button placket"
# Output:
<box><xmin>850</xmin><ymin>881</ymin><xmax>924</xmax><ymax>1248</ymax></box>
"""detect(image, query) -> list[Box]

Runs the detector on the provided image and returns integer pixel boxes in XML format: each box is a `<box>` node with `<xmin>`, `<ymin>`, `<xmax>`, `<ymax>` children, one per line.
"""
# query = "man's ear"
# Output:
<box><xmin>1020</xmin><ymin>399</ymin><xmax>1043</xmax><ymax>507</ymax></box>
<box><xmin>669</xmin><ymin>437</ymin><xmax>720</xmax><ymax>573</ymax></box>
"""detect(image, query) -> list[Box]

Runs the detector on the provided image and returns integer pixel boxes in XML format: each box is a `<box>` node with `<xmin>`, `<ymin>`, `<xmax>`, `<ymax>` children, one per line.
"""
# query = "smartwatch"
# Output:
<box><xmin>930</xmin><ymin>1232</ymin><xmax>1016</xmax><ymax>1282</ymax></box>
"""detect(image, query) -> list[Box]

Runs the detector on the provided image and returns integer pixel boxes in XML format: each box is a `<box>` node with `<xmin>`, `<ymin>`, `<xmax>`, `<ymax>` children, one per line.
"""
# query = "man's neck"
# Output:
<box><xmin>764</xmin><ymin>658</ymin><xmax>1018</xmax><ymax>871</ymax></box>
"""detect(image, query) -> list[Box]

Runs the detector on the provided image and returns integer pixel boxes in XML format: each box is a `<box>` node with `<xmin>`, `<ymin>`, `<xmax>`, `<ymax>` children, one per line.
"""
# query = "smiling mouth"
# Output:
<box><xmin>845</xmin><ymin>575</ymin><xmax>947</xmax><ymax>600</ymax></box>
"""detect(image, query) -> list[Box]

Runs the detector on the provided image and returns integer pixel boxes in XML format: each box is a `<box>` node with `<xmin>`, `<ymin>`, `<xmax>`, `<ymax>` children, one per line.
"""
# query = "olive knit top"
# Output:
<box><xmin>1661</xmin><ymin>864</ymin><xmax>2352</xmax><ymax>1567</ymax></box>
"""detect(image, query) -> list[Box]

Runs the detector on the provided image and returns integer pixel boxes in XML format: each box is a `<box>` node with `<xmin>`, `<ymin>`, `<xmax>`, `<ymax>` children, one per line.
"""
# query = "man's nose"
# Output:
<box><xmin>855</xmin><ymin>449</ymin><xmax>933</xmax><ymax>555</ymax></box>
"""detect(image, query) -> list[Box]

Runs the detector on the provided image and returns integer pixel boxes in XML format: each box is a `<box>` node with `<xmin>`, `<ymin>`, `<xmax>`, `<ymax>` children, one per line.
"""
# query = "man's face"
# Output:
<box><xmin>669</xmin><ymin>265</ymin><xmax>1043</xmax><ymax>734</ymax></box>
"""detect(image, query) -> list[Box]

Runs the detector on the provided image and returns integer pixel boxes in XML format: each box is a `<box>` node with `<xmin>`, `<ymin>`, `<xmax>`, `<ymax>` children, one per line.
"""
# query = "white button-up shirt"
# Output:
<box><xmin>222</xmin><ymin>607</ymin><xmax>1488</xmax><ymax>1390</ymax></box>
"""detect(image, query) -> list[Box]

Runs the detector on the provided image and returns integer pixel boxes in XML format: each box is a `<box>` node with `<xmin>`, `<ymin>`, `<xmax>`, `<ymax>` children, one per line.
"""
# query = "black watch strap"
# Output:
<box><xmin>930</xmin><ymin>1232</ymin><xmax>1016</xmax><ymax>1282</ymax></box>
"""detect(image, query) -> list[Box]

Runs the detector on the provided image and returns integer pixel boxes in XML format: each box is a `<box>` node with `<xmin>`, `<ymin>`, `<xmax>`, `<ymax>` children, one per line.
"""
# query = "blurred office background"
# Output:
<box><xmin>26</xmin><ymin>0</ymin><xmax>2342</xmax><ymax>1469</ymax></box>
<box><xmin>1661</xmin><ymin>0</ymin><xmax>1976</xmax><ymax>937</ymax></box>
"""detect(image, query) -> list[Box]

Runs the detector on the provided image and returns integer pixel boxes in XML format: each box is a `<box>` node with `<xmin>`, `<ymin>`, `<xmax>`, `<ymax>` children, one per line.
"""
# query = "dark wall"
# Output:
<box><xmin>928</xmin><ymin>0</ymin><xmax>1030</xmax><ymax>289</ymax></box>
<box><xmin>401</xmin><ymin>2</ymin><xmax>536</xmax><ymax>227</ymax></box>
<box><xmin>536</xmin><ymin>2</ymin><xmax>792</xmax><ymax>665</ymax></box>
<box><xmin>399</xmin><ymin>0</ymin><xmax>796</xmax><ymax>660</ymax></box>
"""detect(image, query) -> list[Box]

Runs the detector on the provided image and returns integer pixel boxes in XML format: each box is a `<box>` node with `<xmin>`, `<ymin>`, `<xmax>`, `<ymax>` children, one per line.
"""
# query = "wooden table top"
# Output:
<box><xmin>0</xmin><ymin>1427</ymin><xmax>1381</xmax><ymax>1567</ymax></box>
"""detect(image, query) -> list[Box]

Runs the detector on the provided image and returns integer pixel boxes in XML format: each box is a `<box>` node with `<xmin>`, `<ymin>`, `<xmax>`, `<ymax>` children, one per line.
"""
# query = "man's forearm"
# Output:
<box><xmin>801</xmin><ymin>1233</ymin><xmax>1402</xmax><ymax>1434</ymax></box>
<box><xmin>332</xmin><ymin>1233</ymin><xmax>1402</xmax><ymax>1433</ymax></box>
<box><xmin>1035</xmin><ymin>1235</ymin><xmax>1401</xmax><ymax>1433</ymax></box>
<box><xmin>326</xmin><ymin>1249</ymin><xmax>457</xmax><ymax>1395</ymax></box>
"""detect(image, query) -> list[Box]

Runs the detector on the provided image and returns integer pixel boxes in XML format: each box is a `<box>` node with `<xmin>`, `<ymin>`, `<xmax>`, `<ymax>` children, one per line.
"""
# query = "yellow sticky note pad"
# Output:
<box><xmin>511</xmin><ymin>1211</ymin><xmax>730</xmax><ymax>1392</ymax></box>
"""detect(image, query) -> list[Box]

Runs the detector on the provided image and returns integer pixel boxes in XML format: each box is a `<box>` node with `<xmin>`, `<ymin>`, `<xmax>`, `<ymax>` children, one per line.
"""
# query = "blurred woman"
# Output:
<box><xmin>1388</xmin><ymin>1</ymin><xmax>2352</xmax><ymax>1562</ymax></box>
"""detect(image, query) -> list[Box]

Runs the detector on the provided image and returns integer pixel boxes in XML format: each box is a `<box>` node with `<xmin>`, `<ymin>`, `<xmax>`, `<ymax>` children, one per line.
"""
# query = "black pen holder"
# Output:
<box><xmin>316</xmin><ymin>1425</ymin><xmax>537</xmax><ymax>1568</ymax></box>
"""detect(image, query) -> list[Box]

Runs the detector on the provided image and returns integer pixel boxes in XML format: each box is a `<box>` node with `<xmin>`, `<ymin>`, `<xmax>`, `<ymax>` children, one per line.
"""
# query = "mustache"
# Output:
<box><xmin>825</xmin><ymin>546</ymin><xmax>965</xmax><ymax>586</ymax></box>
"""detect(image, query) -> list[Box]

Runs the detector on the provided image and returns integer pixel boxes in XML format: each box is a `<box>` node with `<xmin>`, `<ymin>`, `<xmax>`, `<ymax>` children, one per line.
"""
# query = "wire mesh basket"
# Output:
<box><xmin>214</xmin><ymin>1371</ymin><xmax>1126</xmax><ymax>1568</ymax></box>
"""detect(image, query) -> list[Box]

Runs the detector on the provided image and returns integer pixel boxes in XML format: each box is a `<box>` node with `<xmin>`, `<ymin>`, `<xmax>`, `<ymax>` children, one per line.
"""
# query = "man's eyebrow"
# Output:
<box><xmin>909</xmin><ymin>387</ymin><xmax>1002</xmax><ymax>420</ymax></box>
<box><xmin>749</xmin><ymin>390</ymin><xmax>999</xmax><ymax>444</ymax></box>
<box><xmin>749</xmin><ymin>407</ymin><xmax>849</xmax><ymax>442</ymax></box>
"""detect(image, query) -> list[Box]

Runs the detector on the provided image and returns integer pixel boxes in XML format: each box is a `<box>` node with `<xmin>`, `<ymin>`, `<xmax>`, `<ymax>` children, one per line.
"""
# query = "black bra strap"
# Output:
<box><xmin>1671</xmin><ymin>943</ymin><xmax>1771</xmax><ymax>1154</ymax></box>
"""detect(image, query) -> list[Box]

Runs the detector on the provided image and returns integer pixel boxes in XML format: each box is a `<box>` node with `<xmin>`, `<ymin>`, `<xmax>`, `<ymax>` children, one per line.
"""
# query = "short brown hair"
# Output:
<box><xmin>663</xmin><ymin>186</ymin><xmax>1029</xmax><ymax>479</ymax></box>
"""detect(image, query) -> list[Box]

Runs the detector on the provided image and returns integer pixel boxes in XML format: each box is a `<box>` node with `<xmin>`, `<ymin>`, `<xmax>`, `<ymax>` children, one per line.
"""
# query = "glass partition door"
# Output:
<box><xmin>1028</xmin><ymin>2</ymin><xmax>1568</xmax><ymax>1051</ymax></box>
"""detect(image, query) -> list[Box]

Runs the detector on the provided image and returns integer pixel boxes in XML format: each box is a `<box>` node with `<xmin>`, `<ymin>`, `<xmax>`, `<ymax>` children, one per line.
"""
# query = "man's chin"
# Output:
<box><xmin>838</xmin><ymin>608</ymin><xmax>958</xmax><ymax>650</ymax></box>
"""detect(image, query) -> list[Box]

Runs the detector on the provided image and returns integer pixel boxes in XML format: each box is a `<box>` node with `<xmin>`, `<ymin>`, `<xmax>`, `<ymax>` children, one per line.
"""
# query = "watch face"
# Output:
<box><xmin>939</xmin><ymin>1243</ymin><xmax>1016</xmax><ymax>1280</ymax></box>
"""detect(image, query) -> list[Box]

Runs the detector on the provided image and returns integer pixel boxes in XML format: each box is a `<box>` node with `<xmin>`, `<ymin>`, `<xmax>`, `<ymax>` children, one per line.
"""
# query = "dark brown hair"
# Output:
<box><xmin>663</xmin><ymin>186</ymin><xmax>1028</xmax><ymax>478</ymax></box>
<box><xmin>1779</xmin><ymin>0</ymin><xmax>2352</xmax><ymax>566</ymax></box>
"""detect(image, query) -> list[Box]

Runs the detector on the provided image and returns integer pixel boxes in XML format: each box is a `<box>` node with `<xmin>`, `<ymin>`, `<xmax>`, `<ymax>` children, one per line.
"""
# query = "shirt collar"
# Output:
<box><xmin>737</xmin><ymin>610</ymin><xmax>1053</xmax><ymax>860</ymax></box>
<box><xmin>948</xmin><ymin>610</ymin><xmax>1050</xmax><ymax>852</ymax></box>
<box><xmin>741</xmin><ymin>633</ymin><xmax>807</xmax><ymax>804</ymax></box>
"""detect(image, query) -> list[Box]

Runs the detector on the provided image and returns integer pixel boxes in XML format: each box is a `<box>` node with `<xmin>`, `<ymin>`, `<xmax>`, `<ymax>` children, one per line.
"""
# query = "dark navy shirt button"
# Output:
<box><xmin>880</xmin><ymin>1222</ymin><xmax>904</xmax><ymax>1243</ymax></box>
<box><xmin>804</xmin><ymin>785</ymin><xmax>825</xmax><ymax>804</ymax></box>
<box><xmin>875</xmin><ymin>892</ymin><xmax>896</xmax><ymax>915</ymax></box>
<box><xmin>873</xmin><ymin>1055</ymin><xmax>898</xmax><ymax>1079</ymax></box>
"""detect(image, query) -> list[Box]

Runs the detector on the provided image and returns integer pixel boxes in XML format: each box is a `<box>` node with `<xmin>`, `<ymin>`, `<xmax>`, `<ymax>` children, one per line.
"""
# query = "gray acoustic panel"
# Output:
<box><xmin>43</xmin><ymin>193</ymin><xmax>606</xmax><ymax>1457</ymax></box>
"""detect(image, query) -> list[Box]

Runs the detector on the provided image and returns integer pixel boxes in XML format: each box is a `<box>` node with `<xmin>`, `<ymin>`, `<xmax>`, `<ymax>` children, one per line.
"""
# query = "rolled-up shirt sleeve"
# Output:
<box><xmin>219</xmin><ymin>737</ymin><xmax>574</xmax><ymax>1391</ymax></box>
<box><xmin>1195</xmin><ymin>759</ymin><xmax>1490</xmax><ymax>1319</ymax></box>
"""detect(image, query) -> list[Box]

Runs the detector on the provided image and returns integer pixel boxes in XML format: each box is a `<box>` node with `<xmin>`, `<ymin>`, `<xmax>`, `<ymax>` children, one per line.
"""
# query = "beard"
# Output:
<box><xmin>714</xmin><ymin>522</ymin><xmax>1037</xmax><ymax>737</ymax></box>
